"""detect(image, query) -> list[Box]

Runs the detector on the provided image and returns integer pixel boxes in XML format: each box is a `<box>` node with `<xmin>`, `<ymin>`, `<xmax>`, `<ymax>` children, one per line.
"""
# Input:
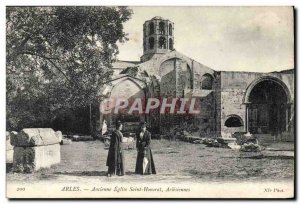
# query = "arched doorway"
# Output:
<box><xmin>244</xmin><ymin>77</ymin><xmax>291</xmax><ymax>136</ymax></box>
<box><xmin>101</xmin><ymin>77</ymin><xmax>146</xmax><ymax>135</ymax></box>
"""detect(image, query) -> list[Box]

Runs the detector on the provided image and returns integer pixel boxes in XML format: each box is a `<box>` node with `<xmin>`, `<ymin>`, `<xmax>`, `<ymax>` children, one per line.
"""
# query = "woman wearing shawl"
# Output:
<box><xmin>135</xmin><ymin>122</ymin><xmax>156</xmax><ymax>175</ymax></box>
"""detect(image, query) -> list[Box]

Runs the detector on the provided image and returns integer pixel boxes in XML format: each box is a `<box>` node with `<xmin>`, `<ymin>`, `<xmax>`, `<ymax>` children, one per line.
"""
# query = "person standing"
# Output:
<box><xmin>106</xmin><ymin>120</ymin><xmax>125</xmax><ymax>176</ymax></box>
<box><xmin>135</xmin><ymin>122</ymin><xmax>156</xmax><ymax>175</ymax></box>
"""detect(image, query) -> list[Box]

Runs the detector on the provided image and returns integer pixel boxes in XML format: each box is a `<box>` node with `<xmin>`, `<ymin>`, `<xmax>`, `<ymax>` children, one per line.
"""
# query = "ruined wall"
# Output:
<box><xmin>159</xmin><ymin>57</ymin><xmax>217</xmax><ymax>135</ymax></box>
<box><xmin>220</xmin><ymin>86</ymin><xmax>246</xmax><ymax>137</ymax></box>
<box><xmin>147</xmin><ymin>78</ymin><xmax>161</xmax><ymax>133</ymax></box>
<box><xmin>219</xmin><ymin>71</ymin><xmax>294</xmax><ymax>137</ymax></box>
<box><xmin>160</xmin><ymin>58</ymin><xmax>177</xmax><ymax>97</ymax></box>
<box><xmin>159</xmin><ymin>58</ymin><xmax>178</xmax><ymax>133</ymax></box>
<box><xmin>109</xmin><ymin>49</ymin><xmax>294</xmax><ymax>139</ymax></box>
<box><xmin>214</xmin><ymin>72</ymin><xmax>222</xmax><ymax>137</ymax></box>
<box><xmin>193</xmin><ymin>90</ymin><xmax>216</xmax><ymax>137</ymax></box>
<box><xmin>100</xmin><ymin>77</ymin><xmax>147</xmax><ymax>130</ymax></box>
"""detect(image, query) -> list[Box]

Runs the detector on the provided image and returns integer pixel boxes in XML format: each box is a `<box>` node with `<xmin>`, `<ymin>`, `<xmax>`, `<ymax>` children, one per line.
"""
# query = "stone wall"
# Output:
<box><xmin>220</xmin><ymin>71</ymin><xmax>294</xmax><ymax>99</ymax></box>
<box><xmin>220</xmin><ymin>88</ymin><xmax>246</xmax><ymax>137</ymax></box>
<box><xmin>158</xmin><ymin>57</ymin><xmax>217</xmax><ymax>135</ymax></box>
<box><xmin>187</xmin><ymin>90</ymin><xmax>216</xmax><ymax>137</ymax></box>
<box><xmin>160</xmin><ymin>58</ymin><xmax>177</xmax><ymax>97</ymax></box>
<box><xmin>214</xmin><ymin>72</ymin><xmax>222</xmax><ymax>137</ymax></box>
<box><xmin>147</xmin><ymin>78</ymin><xmax>161</xmax><ymax>132</ymax></box>
<box><xmin>219</xmin><ymin>71</ymin><xmax>294</xmax><ymax>138</ymax></box>
<box><xmin>107</xmin><ymin>50</ymin><xmax>294</xmax><ymax>139</ymax></box>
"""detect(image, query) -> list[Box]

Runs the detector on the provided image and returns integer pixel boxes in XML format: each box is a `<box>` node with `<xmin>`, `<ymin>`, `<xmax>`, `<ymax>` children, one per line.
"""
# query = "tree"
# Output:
<box><xmin>6</xmin><ymin>6</ymin><xmax>132</xmax><ymax>130</ymax></box>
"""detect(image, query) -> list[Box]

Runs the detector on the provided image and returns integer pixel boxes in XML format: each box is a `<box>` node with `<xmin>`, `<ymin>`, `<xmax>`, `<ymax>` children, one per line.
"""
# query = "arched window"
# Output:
<box><xmin>149</xmin><ymin>37</ymin><xmax>154</xmax><ymax>49</ymax></box>
<box><xmin>201</xmin><ymin>74</ymin><xmax>213</xmax><ymax>90</ymax></box>
<box><xmin>159</xmin><ymin>22</ymin><xmax>165</xmax><ymax>34</ymax></box>
<box><xmin>186</xmin><ymin>65</ymin><xmax>193</xmax><ymax>89</ymax></box>
<box><xmin>225</xmin><ymin>115</ymin><xmax>243</xmax><ymax>127</ymax></box>
<box><xmin>169</xmin><ymin>38</ymin><xmax>173</xmax><ymax>50</ymax></box>
<box><xmin>149</xmin><ymin>22</ymin><xmax>154</xmax><ymax>35</ymax></box>
<box><xmin>169</xmin><ymin>24</ymin><xmax>172</xmax><ymax>35</ymax></box>
<box><xmin>159</xmin><ymin>37</ymin><xmax>166</xmax><ymax>49</ymax></box>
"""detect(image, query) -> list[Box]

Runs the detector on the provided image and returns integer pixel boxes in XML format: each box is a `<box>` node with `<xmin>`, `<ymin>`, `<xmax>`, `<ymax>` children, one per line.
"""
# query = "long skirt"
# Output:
<box><xmin>135</xmin><ymin>148</ymin><xmax>156</xmax><ymax>175</ymax></box>
<box><xmin>107</xmin><ymin>151</ymin><xmax>125</xmax><ymax>176</ymax></box>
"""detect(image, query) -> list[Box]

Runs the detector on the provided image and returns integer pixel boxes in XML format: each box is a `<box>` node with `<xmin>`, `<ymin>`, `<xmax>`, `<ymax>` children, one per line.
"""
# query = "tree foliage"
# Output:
<box><xmin>6</xmin><ymin>6</ymin><xmax>132</xmax><ymax>130</ymax></box>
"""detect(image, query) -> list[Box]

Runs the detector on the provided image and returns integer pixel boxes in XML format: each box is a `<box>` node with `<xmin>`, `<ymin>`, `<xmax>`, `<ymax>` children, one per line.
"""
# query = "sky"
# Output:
<box><xmin>116</xmin><ymin>6</ymin><xmax>294</xmax><ymax>72</ymax></box>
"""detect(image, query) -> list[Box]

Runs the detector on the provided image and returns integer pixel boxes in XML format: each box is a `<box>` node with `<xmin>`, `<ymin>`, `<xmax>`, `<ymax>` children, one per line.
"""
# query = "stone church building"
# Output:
<box><xmin>99</xmin><ymin>16</ymin><xmax>294</xmax><ymax>141</ymax></box>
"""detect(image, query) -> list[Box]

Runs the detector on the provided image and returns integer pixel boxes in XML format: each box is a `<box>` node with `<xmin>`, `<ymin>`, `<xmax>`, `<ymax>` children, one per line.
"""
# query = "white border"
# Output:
<box><xmin>1</xmin><ymin>1</ymin><xmax>298</xmax><ymax>204</ymax></box>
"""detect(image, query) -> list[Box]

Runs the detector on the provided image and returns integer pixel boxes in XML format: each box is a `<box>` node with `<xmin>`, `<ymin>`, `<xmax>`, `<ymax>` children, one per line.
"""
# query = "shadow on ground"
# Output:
<box><xmin>54</xmin><ymin>171</ymin><xmax>107</xmax><ymax>177</ymax></box>
<box><xmin>53</xmin><ymin>171</ymin><xmax>138</xmax><ymax>177</ymax></box>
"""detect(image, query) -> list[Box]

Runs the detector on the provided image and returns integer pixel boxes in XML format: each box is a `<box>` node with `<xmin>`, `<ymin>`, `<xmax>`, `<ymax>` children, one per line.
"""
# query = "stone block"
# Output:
<box><xmin>123</xmin><ymin>141</ymin><xmax>135</xmax><ymax>150</ymax></box>
<box><xmin>72</xmin><ymin>135</ymin><xmax>94</xmax><ymax>141</ymax></box>
<box><xmin>220</xmin><ymin>131</ymin><xmax>232</xmax><ymax>138</ymax></box>
<box><xmin>122</xmin><ymin>137</ymin><xmax>128</xmax><ymax>142</ymax></box>
<box><xmin>12</xmin><ymin>144</ymin><xmax>60</xmax><ymax>173</ymax></box>
<box><xmin>7</xmin><ymin>132</ymin><xmax>15</xmax><ymax>151</ymax></box>
<box><xmin>6</xmin><ymin>149</ymin><xmax>14</xmax><ymax>163</ymax></box>
<box><xmin>183</xmin><ymin>130</ymin><xmax>189</xmax><ymax>136</ymax></box>
<box><xmin>217</xmin><ymin>137</ymin><xmax>237</xmax><ymax>144</ymax></box>
<box><xmin>227</xmin><ymin>142</ymin><xmax>241</xmax><ymax>150</ymax></box>
<box><xmin>61</xmin><ymin>139</ymin><xmax>72</xmax><ymax>145</ymax></box>
<box><xmin>240</xmin><ymin>143</ymin><xmax>261</xmax><ymax>152</ymax></box>
<box><xmin>193</xmin><ymin>139</ymin><xmax>204</xmax><ymax>144</ymax></box>
<box><xmin>7</xmin><ymin>131</ymin><xmax>17</xmax><ymax>164</ymax></box>
<box><xmin>55</xmin><ymin>131</ymin><xmax>63</xmax><ymax>144</ymax></box>
<box><xmin>11</xmin><ymin>128</ymin><xmax>59</xmax><ymax>147</ymax></box>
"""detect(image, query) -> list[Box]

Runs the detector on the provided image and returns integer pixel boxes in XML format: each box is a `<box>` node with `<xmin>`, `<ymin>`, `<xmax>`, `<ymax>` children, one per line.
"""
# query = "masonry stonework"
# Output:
<box><xmin>99</xmin><ymin>16</ymin><xmax>294</xmax><ymax>141</ymax></box>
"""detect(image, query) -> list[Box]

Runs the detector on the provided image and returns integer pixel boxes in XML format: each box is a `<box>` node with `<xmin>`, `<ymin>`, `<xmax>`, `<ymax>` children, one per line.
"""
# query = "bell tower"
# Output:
<box><xmin>141</xmin><ymin>16</ymin><xmax>174</xmax><ymax>62</ymax></box>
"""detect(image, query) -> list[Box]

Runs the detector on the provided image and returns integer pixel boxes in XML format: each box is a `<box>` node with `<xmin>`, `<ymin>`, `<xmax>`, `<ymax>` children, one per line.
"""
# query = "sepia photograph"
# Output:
<box><xmin>5</xmin><ymin>6</ymin><xmax>295</xmax><ymax>199</ymax></box>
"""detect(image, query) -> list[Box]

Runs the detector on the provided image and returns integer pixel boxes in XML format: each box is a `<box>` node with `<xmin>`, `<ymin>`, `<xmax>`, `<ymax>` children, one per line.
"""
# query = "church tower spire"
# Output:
<box><xmin>141</xmin><ymin>16</ymin><xmax>174</xmax><ymax>62</ymax></box>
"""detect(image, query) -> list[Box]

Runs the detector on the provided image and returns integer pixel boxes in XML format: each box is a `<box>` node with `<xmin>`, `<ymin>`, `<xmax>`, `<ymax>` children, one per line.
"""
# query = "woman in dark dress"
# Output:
<box><xmin>106</xmin><ymin>120</ymin><xmax>125</xmax><ymax>176</ymax></box>
<box><xmin>135</xmin><ymin>122</ymin><xmax>156</xmax><ymax>175</ymax></box>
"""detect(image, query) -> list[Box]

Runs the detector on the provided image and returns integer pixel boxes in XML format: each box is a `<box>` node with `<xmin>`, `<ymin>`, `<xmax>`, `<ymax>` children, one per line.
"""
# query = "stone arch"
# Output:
<box><xmin>159</xmin><ymin>37</ymin><xmax>166</xmax><ymax>49</ymax></box>
<box><xmin>159</xmin><ymin>22</ymin><xmax>165</xmax><ymax>34</ymax></box>
<box><xmin>225</xmin><ymin>114</ymin><xmax>244</xmax><ymax>127</ymax></box>
<box><xmin>244</xmin><ymin>76</ymin><xmax>291</xmax><ymax>104</ymax></box>
<box><xmin>169</xmin><ymin>24</ymin><xmax>172</xmax><ymax>35</ymax></box>
<box><xmin>157</xmin><ymin>53</ymin><xmax>193</xmax><ymax>70</ymax></box>
<box><xmin>101</xmin><ymin>76</ymin><xmax>147</xmax><ymax>100</ymax></box>
<box><xmin>244</xmin><ymin>76</ymin><xmax>292</xmax><ymax>135</ymax></box>
<box><xmin>169</xmin><ymin>38</ymin><xmax>173</xmax><ymax>50</ymax></box>
<box><xmin>148</xmin><ymin>37</ymin><xmax>154</xmax><ymax>49</ymax></box>
<box><xmin>201</xmin><ymin>73</ymin><xmax>214</xmax><ymax>90</ymax></box>
<box><xmin>149</xmin><ymin>22</ymin><xmax>154</xmax><ymax>35</ymax></box>
<box><xmin>106</xmin><ymin>77</ymin><xmax>147</xmax><ymax>126</ymax></box>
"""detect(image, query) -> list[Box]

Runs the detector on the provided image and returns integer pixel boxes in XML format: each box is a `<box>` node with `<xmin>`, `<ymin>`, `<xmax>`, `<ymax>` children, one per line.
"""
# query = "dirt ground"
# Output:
<box><xmin>6</xmin><ymin>139</ymin><xmax>294</xmax><ymax>184</ymax></box>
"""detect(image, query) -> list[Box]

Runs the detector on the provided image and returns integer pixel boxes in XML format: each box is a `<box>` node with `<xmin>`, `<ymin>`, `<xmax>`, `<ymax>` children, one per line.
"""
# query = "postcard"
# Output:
<box><xmin>6</xmin><ymin>6</ymin><xmax>295</xmax><ymax>199</ymax></box>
